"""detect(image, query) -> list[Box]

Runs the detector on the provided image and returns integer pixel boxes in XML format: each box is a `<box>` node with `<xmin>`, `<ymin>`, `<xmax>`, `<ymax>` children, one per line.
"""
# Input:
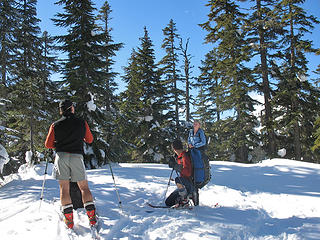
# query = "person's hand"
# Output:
<box><xmin>173</xmin><ymin>164</ymin><xmax>183</xmax><ymax>173</ymax></box>
<box><xmin>188</xmin><ymin>144</ymin><xmax>194</xmax><ymax>148</ymax></box>
<box><xmin>168</xmin><ymin>156</ymin><xmax>176</xmax><ymax>168</ymax></box>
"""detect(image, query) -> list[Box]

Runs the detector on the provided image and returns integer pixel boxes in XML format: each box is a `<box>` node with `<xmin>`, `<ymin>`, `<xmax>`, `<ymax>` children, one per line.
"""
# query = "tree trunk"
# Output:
<box><xmin>256</xmin><ymin>0</ymin><xmax>276</xmax><ymax>157</ymax></box>
<box><xmin>235</xmin><ymin>145</ymin><xmax>249</xmax><ymax>163</ymax></box>
<box><xmin>289</xmin><ymin>3</ymin><xmax>301</xmax><ymax>161</ymax></box>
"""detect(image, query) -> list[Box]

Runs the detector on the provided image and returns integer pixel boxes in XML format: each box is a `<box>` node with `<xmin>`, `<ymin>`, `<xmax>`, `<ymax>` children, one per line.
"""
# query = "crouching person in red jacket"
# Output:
<box><xmin>45</xmin><ymin>99</ymin><xmax>96</xmax><ymax>229</ymax></box>
<box><xmin>165</xmin><ymin>139</ymin><xmax>194</xmax><ymax>208</ymax></box>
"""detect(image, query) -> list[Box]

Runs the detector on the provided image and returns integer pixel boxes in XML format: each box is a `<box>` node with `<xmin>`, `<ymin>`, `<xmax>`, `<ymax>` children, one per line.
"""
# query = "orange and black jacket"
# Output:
<box><xmin>176</xmin><ymin>151</ymin><xmax>192</xmax><ymax>178</ymax></box>
<box><xmin>45</xmin><ymin>113</ymin><xmax>93</xmax><ymax>155</ymax></box>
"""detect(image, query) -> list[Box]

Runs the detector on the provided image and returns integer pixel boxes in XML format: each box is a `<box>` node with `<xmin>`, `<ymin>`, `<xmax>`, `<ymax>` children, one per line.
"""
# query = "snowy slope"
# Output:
<box><xmin>0</xmin><ymin>159</ymin><xmax>320</xmax><ymax>240</ymax></box>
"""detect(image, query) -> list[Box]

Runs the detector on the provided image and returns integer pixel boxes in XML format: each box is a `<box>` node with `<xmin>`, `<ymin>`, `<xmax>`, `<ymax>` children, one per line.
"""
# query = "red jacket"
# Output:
<box><xmin>176</xmin><ymin>151</ymin><xmax>192</xmax><ymax>178</ymax></box>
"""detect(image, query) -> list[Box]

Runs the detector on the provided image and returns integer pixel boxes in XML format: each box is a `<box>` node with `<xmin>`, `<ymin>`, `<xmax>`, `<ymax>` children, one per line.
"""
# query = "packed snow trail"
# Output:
<box><xmin>1</xmin><ymin>159</ymin><xmax>320</xmax><ymax>239</ymax></box>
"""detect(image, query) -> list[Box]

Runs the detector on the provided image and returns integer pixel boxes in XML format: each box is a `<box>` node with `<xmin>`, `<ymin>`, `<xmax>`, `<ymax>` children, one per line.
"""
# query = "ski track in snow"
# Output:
<box><xmin>0</xmin><ymin>159</ymin><xmax>320</xmax><ymax>240</ymax></box>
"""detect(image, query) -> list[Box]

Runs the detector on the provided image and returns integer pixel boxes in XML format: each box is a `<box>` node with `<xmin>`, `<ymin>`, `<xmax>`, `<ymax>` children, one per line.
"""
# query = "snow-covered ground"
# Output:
<box><xmin>0</xmin><ymin>159</ymin><xmax>320</xmax><ymax>240</ymax></box>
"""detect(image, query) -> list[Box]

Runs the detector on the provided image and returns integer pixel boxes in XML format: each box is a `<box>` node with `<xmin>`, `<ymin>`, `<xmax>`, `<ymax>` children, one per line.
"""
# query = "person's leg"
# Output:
<box><xmin>77</xmin><ymin>180</ymin><xmax>94</xmax><ymax>203</ymax></box>
<box><xmin>69</xmin><ymin>181</ymin><xmax>84</xmax><ymax>209</ymax></box>
<box><xmin>59</xmin><ymin>180</ymin><xmax>74</xmax><ymax>228</ymax></box>
<box><xmin>175</xmin><ymin>178</ymin><xmax>188</xmax><ymax>201</ymax></box>
<box><xmin>59</xmin><ymin>180</ymin><xmax>72</xmax><ymax>205</ymax></box>
<box><xmin>70</xmin><ymin>154</ymin><xmax>97</xmax><ymax>225</ymax></box>
<box><xmin>54</xmin><ymin>152</ymin><xmax>72</xmax><ymax>206</ymax></box>
<box><xmin>165</xmin><ymin>189</ymin><xmax>180</xmax><ymax>207</ymax></box>
<box><xmin>77</xmin><ymin>180</ymin><xmax>97</xmax><ymax>225</ymax></box>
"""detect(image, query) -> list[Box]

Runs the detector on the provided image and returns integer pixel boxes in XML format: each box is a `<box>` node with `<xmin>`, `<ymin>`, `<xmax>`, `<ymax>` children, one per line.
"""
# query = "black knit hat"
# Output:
<box><xmin>59</xmin><ymin>99</ymin><xmax>73</xmax><ymax>112</ymax></box>
<box><xmin>172</xmin><ymin>139</ymin><xmax>183</xmax><ymax>150</ymax></box>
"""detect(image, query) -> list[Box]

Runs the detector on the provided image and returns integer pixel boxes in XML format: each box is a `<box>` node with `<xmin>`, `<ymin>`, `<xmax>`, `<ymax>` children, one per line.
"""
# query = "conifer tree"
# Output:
<box><xmin>0</xmin><ymin>0</ymin><xmax>19</xmax><ymax>166</ymax></box>
<box><xmin>198</xmin><ymin>49</ymin><xmax>223</xmax><ymax>123</ymax></box>
<box><xmin>120</xmin><ymin>27</ymin><xmax>169</xmax><ymax>162</ymax></box>
<box><xmin>96</xmin><ymin>1</ymin><xmax>123</xmax><ymax>111</ymax></box>
<box><xmin>0</xmin><ymin>0</ymin><xmax>19</xmax><ymax>91</ymax></box>
<box><xmin>312</xmin><ymin>51</ymin><xmax>320</xmax><ymax>161</ymax></box>
<box><xmin>272</xmin><ymin>0</ymin><xmax>320</xmax><ymax>161</ymax></box>
<box><xmin>53</xmin><ymin>0</ymin><xmax>117</xmax><ymax>167</ymax></box>
<box><xmin>95</xmin><ymin>1</ymin><xmax>124</xmax><ymax>164</ymax></box>
<box><xmin>119</xmin><ymin>49</ymin><xmax>141</xmax><ymax>155</ymax></box>
<box><xmin>6</xmin><ymin>0</ymin><xmax>47</xmax><ymax>165</ymax></box>
<box><xmin>38</xmin><ymin>31</ymin><xmax>58</xmax><ymax>102</ymax></box>
<box><xmin>197</xmin><ymin>49</ymin><xmax>226</xmax><ymax>160</ymax></box>
<box><xmin>199</xmin><ymin>0</ymin><xmax>259</xmax><ymax>162</ymax></box>
<box><xmin>245</xmin><ymin>0</ymin><xmax>280</xmax><ymax>158</ymax></box>
<box><xmin>160</xmin><ymin>19</ymin><xmax>183</xmax><ymax>129</ymax></box>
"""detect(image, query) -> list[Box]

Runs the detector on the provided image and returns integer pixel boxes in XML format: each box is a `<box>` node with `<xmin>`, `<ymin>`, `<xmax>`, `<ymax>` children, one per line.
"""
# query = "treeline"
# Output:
<box><xmin>1</xmin><ymin>0</ymin><xmax>320</xmax><ymax>177</ymax></box>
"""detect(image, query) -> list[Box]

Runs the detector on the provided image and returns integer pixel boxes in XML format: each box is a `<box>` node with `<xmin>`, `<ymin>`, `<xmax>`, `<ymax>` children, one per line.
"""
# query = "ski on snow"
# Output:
<box><xmin>146</xmin><ymin>203</ymin><xmax>171</xmax><ymax>208</ymax></box>
<box><xmin>146</xmin><ymin>202</ymin><xmax>219</xmax><ymax>210</ymax></box>
<box><xmin>51</xmin><ymin>199</ymin><xmax>101</xmax><ymax>240</ymax></box>
<box><xmin>89</xmin><ymin>219</ymin><xmax>102</xmax><ymax>240</ymax></box>
<box><xmin>146</xmin><ymin>202</ymin><xmax>193</xmax><ymax>210</ymax></box>
<box><xmin>62</xmin><ymin>214</ymin><xmax>101</xmax><ymax>240</ymax></box>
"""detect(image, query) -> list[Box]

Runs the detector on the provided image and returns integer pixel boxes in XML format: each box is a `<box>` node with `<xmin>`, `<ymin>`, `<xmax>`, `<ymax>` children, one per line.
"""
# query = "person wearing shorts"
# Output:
<box><xmin>45</xmin><ymin>99</ymin><xmax>96</xmax><ymax>229</ymax></box>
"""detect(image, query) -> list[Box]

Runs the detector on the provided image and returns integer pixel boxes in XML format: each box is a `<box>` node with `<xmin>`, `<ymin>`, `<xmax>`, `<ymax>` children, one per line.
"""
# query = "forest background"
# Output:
<box><xmin>1</xmin><ymin>0</ymin><xmax>320</xmax><ymax>178</ymax></box>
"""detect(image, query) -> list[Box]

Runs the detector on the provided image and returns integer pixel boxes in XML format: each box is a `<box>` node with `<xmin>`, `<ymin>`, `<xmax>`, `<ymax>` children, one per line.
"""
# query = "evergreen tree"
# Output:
<box><xmin>159</xmin><ymin>19</ymin><xmax>184</xmax><ymax>130</ymax></box>
<box><xmin>0</xmin><ymin>0</ymin><xmax>19</xmax><ymax>90</ymax></box>
<box><xmin>96</xmin><ymin>1</ymin><xmax>123</xmax><ymax>111</ymax></box>
<box><xmin>53</xmin><ymin>0</ymin><xmax>116</xmax><ymax>167</ymax></box>
<box><xmin>0</xmin><ymin>0</ymin><xmax>19</xmax><ymax>170</ymax></box>
<box><xmin>312</xmin><ymin>50</ymin><xmax>320</xmax><ymax>161</ymax></box>
<box><xmin>34</xmin><ymin>30</ymin><xmax>60</xmax><ymax>163</ymax></box>
<box><xmin>95</xmin><ymin>0</ymin><xmax>124</xmax><ymax>164</ymax></box>
<box><xmin>245</xmin><ymin>0</ymin><xmax>281</xmax><ymax>158</ymax></box>
<box><xmin>272</xmin><ymin>0</ymin><xmax>320</xmax><ymax>161</ymax></box>
<box><xmin>120</xmin><ymin>27</ymin><xmax>169</xmax><ymax>162</ymax></box>
<box><xmin>38</xmin><ymin>31</ymin><xmax>59</xmax><ymax>104</ymax></box>
<box><xmin>197</xmin><ymin>49</ymin><xmax>223</xmax><ymax>123</ymax></box>
<box><xmin>199</xmin><ymin>0</ymin><xmax>259</xmax><ymax>162</ymax></box>
<box><xmin>197</xmin><ymin>49</ymin><xmax>226</xmax><ymax>160</ymax></box>
<box><xmin>119</xmin><ymin>49</ymin><xmax>141</xmax><ymax>150</ymax></box>
<box><xmin>6</xmin><ymin>0</ymin><xmax>47</xmax><ymax>165</ymax></box>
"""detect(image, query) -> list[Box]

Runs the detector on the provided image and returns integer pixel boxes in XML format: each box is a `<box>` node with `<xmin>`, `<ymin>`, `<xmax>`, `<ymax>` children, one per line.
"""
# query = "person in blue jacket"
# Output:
<box><xmin>188</xmin><ymin>120</ymin><xmax>206</xmax><ymax>151</ymax></box>
<box><xmin>188</xmin><ymin>120</ymin><xmax>206</xmax><ymax>205</ymax></box>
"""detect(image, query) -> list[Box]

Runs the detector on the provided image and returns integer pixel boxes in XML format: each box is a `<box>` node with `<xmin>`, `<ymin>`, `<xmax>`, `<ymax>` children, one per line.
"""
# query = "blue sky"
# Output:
<box><xmin>36</xmin><ymin>0</ymin><xmax>320</xmax><ymax>93</ymax></box>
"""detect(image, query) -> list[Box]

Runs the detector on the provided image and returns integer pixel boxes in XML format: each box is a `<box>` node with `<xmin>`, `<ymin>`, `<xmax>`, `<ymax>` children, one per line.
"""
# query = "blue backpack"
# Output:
<box><xmin>187</xmin><ymin>148</ymin><xmax>211</xmax><ymax>189</ymax></box>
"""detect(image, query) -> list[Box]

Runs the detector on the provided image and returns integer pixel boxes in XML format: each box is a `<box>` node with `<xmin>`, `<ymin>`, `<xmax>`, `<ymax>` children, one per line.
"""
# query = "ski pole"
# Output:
<box><xmin>107</xmin><ymin>157</ymin><xmax>123</xmax><ymax>211</ymax></box>
<box><xmin>39</xmin><ymin>157</ymin><xmax>49</xmax><ymax>211</ymax></box>
<box><xmin>162</xmin><ymin>168</ymin><xmax>174</xmax><ymax>203</ymax></box>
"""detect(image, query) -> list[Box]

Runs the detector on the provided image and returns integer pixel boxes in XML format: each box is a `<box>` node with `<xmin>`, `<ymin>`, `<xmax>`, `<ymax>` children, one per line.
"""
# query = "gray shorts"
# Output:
<box><xmin>54</xmin><ymin>152</ymin><xmax>87</xmax><ymax>182</ymax></box>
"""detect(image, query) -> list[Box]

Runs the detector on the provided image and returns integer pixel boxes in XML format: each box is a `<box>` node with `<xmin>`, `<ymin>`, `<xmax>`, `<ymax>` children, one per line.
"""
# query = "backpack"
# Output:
<box><xmin>186</xmin><ymin>149</ymin><xmax>211</xmax><ymax>189</ymax></box>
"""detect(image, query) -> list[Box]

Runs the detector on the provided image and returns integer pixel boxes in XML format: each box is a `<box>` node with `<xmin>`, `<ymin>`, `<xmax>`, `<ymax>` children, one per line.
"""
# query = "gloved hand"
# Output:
<box><xmin>173</xmin><ymin>163</ymin><xmax>183</xmax><ymax>173</ymax></box>
<box><xmin>168</xmin><ymin>156</ymin><xmax>176</xmax><ymax>168</ymax></box>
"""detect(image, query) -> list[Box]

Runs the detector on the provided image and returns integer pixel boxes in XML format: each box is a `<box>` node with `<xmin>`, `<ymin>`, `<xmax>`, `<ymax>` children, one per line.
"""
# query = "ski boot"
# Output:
<box><xmin>191</xmin><ymin>188</ymin><xmax>199</xmax><ymax>206</ymax></box>
<box><xmin>172</xmin><ymin>197</ymin><xmax>190</xmax><ymax>209</ymax></box>
<box><xmin>62</xmin><ymin>204</ymin><xmax>74</xmax><ymax>229</ymax></box>
<box><xmin>84</xmin><ymin>202</ymin><xmax>97</xmax><ymax>226</ymax></box>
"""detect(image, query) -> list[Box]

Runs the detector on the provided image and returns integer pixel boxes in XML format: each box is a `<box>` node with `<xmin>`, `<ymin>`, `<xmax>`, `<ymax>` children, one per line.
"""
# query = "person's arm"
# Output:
<box><xmin>194</xmin><ymin>129</ymin><xmax>206</xmax><ymax>148</ymax></box>
<box><xmin>84</xmin><ymin>121</ymin><xmax>93</xmax><ymax>144</ymax></box>
<box><xmin>181</xmin><ymin>154</ymin><xmax>192</xmax><ymax>177</ymax></box>
<box><xmin>169</xmin><ymin>156</ymin><xmax>183</xmax><ymax>172</ymax></box>
<box><xmin>45</xmin><ymin>124</ymin><xmax>55</xmax><ymax>149</ymax></box>
<box><xmin>188</xmin><ymin>130</ymin><xmax>193</xmax><ymax>148</ymax></box>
